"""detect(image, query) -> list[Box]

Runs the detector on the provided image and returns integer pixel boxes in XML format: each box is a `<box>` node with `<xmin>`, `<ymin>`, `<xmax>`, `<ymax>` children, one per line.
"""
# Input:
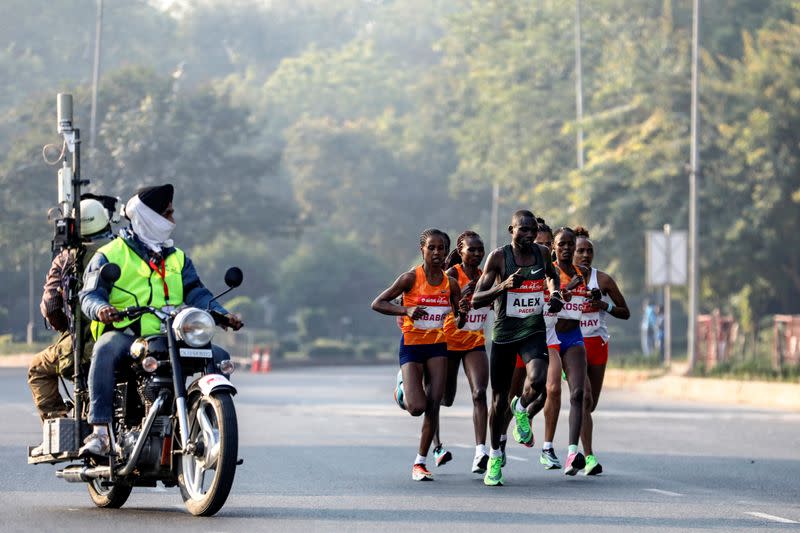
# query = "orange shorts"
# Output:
<box><xmin>584</xmin><ymin>336</ymin><xmax>609</xmax><ymax>366</ymax></box>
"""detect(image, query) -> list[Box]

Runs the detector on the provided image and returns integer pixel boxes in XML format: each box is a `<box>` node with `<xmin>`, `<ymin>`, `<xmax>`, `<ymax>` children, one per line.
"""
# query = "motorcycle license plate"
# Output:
<box><xmin>179</xmin><ymin>348</ymin><xmax>213</xmax><ymax>358</ymax></box>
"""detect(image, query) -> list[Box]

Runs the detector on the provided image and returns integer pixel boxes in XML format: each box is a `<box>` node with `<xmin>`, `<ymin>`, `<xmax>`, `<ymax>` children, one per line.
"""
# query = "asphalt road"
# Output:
<box><xmin>1</xmin><ymin>364</ymin><xmax>799</xmax><ymax>532</ymax></box>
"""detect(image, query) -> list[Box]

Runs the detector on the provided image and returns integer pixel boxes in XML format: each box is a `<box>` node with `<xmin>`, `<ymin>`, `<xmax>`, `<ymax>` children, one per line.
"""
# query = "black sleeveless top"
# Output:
<box><xmin>492</xmin><ymin>244</ymin><xmax>547</xmax><ymax>343</ymax></box>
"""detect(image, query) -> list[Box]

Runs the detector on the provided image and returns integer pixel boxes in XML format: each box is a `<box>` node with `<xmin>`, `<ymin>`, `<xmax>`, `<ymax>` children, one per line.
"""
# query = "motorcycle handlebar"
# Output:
<box><xmin>209</xmin><ymin>309</ymin><xmax>235</xmax><ymax>328</ymax></box>
<box><xmin>110</xmin><ymin>306</ymin><xmax>153</xmax><ymax>321</ymax></box>
<box><xmin>109</xmin><ymin>306</ymin><xmax>242</xmax><ymax>330</ymax></box>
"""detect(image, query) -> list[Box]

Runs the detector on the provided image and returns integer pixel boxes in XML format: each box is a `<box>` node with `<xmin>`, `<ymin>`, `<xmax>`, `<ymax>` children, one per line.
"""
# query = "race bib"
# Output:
<box><xmin>543</xmin><ymin>290</ymin><xmax>559</xmax><ymax>327</ymax></box>
<box><xmin>461</xmin><ymin>307</ymin><xmax>490</xmax><ymax>331</ymax></box>
<box><xmin>506</xmin><ymin>279</ymin><xmax>545</xmax><ymax>318</ymax></box>
<box><xmin>555</xmin><ymin>286</ymin><xmax>587</xmax><ymax>321</ymax></box>
<box><xmin>413</xmin><ymin>294</ymin><xmax>451</xmax><ymax>330</ymax></box>
<box><xmin>580</xmin><ymin>298</ymin><xmax>606</xmax><ymax>336</ymax></box>
<box><xmin>580</xmin><ymin>310</ymin><xmax>602</xmax><ymax>336</ymax></box>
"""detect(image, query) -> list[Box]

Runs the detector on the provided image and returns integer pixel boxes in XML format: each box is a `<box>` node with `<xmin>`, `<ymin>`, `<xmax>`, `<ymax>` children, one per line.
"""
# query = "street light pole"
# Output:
<box><xmin>574</xmin><ymin>0</ymin><xmax>584</xmax><ymax>169</ymax></box>
<box><xmin>89</xmin><ymin>0</ymin><xmax>103</xmax><ymax>157</ymax></box>
<box><xmin>490</xmin><ymin>181</ymin><xmax>499</xmax><ymax>251</ymax></box>
<box><xmin>687</xmin><ymin>0</ymin><xmax>700</xmax><ymax>370</ymax></box>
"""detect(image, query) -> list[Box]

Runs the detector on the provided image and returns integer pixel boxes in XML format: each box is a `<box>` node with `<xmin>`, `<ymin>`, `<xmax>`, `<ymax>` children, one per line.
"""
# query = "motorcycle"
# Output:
<box><xmin>29</xmin><ymin>262</ymin><xmax>244</xmax><ymax>517</ymax></box>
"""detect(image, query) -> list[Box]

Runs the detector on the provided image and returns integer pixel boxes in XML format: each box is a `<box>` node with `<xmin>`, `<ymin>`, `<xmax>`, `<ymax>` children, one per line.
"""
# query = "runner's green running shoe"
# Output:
<box><xmin>510</xmin><ymin>396</ymin><xmax>534</xmax><ymax>447</ymax></box>
<box><xmin>500</xmin><ymin>439</ymin><xmax>507</xmax><ymax>467</ymax></box>
<box><xmin>539</xmin><ymin>447</ymin><xmax>562</xmax><ymax>469</ymax></box>
<box><xmin>483</xmin><ymin>456</ymin><xmax>504</xmax><ymax>486</ymax></box>
<box><xmin>583</xmin><ymin>454</ymin><xmax>603</xmax><ymax>476</ymax></box>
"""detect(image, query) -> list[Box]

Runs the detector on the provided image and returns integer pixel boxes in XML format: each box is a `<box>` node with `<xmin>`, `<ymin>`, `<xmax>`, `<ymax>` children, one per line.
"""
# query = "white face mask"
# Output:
<box><xmin>124</xmin><ymin>195</ymin><xmax>176</xmax><ymax>253</ymax></box>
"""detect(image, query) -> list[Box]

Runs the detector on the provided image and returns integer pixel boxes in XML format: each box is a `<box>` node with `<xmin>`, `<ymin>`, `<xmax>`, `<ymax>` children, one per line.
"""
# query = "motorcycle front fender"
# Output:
<box><xmin>187</xmin><ymin>374</ymin><xmax>237</xmax><ymax>399</ymax></box>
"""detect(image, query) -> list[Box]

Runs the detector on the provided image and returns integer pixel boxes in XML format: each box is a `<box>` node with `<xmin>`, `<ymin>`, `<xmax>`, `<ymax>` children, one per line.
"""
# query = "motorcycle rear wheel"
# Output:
<box><xmin>87</xmin><ymin>477</ymin><xmax>133</xmax><ymax>508</ymax></box>
<box><xmin>178</xmin><ymin>392</ymin><xmax>238</xmax><ymax>516</ymax></box>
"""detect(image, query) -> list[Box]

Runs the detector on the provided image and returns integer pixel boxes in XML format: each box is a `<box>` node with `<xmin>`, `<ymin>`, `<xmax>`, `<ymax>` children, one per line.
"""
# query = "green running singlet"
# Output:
<box><xmin>492</xmin><ymin>244</ymin><xmax>546</xmax><ymax>344</ymax></box>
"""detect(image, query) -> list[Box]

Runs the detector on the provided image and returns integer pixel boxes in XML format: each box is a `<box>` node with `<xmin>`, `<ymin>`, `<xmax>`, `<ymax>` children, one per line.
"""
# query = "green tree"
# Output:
<box><xmin>0</xmin><ymin>68</ymin><xmax>297</xmax><ymax>334</ymax></box>
<box><xmin>571</xmin><ymin>4</ymin><xmax>693</xmax><ymax>289</ymax></box>
<box><xmin>703</xmin><ymin>11</ymin><xmax>800</xmax><ymax>323</ymax></box>
<box><xmin>277</xmin><ymin>234</ymin><xmax>395</xmax><ymax>340</ymax></box>
<box><xmin>438</xmin><ymin>0</ymin><xmax>577</xmax><ymax>201</ymax></box>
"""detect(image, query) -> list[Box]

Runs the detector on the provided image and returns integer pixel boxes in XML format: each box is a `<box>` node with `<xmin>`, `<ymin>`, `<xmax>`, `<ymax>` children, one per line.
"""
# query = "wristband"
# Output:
<box><xmin>606</xmin><ymin>302</ymin><xmax>613</xmax><ymax>313</ymax></box>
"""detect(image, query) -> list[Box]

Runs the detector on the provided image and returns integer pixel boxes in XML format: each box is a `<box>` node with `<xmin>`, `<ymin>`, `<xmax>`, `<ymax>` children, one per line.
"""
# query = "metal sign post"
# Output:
<box><xmin>646</xmin><ymin>225</ymin><xmax>687</xmax><ymax>366</ymax></box>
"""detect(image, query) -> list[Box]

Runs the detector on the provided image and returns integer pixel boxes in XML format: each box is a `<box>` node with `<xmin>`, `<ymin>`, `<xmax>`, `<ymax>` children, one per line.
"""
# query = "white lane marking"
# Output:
<box><xmin>745</xmin><ymin>512</ymin><xmax>799</xmax><ymax>524</ymax></box>
<box><xmin>452</xmin><ymin>443</ymin><xmax>528</xmax><ymax>462</ymax></box>
<box><xmin>643</xmin><ymin>488</ymin><xmax>684</xmax><ymax>497</ymax></box>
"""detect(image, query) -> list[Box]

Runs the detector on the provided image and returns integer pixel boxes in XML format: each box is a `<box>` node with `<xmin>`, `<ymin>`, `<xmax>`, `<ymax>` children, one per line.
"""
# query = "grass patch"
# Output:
<box><xmin>698</xmin><ymin>358</ymin><xmax>800</xmax><ymax>382</ymax></box>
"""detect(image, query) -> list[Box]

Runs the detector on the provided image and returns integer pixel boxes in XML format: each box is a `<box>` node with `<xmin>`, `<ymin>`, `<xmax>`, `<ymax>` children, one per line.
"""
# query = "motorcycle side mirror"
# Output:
<box><xmin>99</xmin><ymin>263</ymin><xmax>121</xmax><ymax>284</ymax></box>
<box><xmin>208</xmin><ymin>267</ymin><xmax>243</xmax><ymax>309</ymax></box>
<box><xmin>98</xmin><ymin>262</ymin><xmax>140</xmax><ymax>306</ymax></box>
<box><xmin>224</xmin><ymin>267</ymin><xmax>243</xmax><ymax>289</ymax></box>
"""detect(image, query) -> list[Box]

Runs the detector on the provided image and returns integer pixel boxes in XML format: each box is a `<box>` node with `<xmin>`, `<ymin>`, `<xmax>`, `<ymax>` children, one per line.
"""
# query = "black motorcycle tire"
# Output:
<box><xmin>178</xmin><ymin>392</ymin><xmax>238</xmax><ymax>517</ymax></box>
<box><xmin>87</xmin><ymin>477</ymin><xmax>133</xmax><ymax>508</ymax></box>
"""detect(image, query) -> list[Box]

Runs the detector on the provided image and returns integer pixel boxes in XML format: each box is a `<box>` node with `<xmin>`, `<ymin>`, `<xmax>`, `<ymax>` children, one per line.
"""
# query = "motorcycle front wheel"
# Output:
<box><xmin>178</xmin><ymin>392</ymin><xmax>238</xmax><ymax>516</ymax></box>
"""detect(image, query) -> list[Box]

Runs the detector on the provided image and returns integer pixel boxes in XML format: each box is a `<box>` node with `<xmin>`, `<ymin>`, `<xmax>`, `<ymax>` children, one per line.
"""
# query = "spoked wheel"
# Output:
<box><xmin>87</xmin><ymin>477</ymin><xmax>133</xmax><ymax>508</ymax></box>
<box><xmin>178</xmin><ymin>392</ymin><xmax>238</xmax><ymax>516</ymax></box>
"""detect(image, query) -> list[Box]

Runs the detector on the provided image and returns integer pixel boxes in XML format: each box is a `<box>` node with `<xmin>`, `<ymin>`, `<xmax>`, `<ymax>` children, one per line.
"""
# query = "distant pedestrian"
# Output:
<box><xmin>640</xmin><ymin>300</ymin><xmax>656</xmax><ymax>356</ymax></box>
<box><xmin>654</xmin><ymin>304</ymin><xmax>665</xmax><ymax>360</ymax></box>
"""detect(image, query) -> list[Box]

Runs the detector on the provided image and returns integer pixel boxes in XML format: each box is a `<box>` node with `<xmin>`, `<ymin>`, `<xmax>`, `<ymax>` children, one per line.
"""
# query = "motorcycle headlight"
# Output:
<box><xmin>130</xmin><ymin>338</ymin><xmax>147</xmax><ymax>359</ymax></box>
<box><xmin>172</xmin><ymin>308</ymin><xmax>215</xmax><ymax>347</ymax></box>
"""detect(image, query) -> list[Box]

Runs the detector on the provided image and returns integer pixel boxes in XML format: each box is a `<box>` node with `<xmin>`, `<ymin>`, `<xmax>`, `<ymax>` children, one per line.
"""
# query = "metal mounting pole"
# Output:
<box><xmin>687</xmin><ymin>0</ymin><xmax>700</xmax><ymax>371</ymax></box>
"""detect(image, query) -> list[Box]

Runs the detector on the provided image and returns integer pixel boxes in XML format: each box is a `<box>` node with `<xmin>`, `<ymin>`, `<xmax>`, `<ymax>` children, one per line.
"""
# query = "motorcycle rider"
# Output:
<box><xmin>78</xmin><ymin>184</ymin><xmax>242</xmax><ymax>456</ymax></box>
<box><xmin>28</xmin><ymin>198</ymin><xmax>114</xmax><ymax>456</ymax></box>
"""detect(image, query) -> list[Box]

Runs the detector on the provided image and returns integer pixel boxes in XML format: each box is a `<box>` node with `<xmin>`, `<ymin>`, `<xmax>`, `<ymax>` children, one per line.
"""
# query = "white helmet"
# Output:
<box><xmin>80</xmin><ymin>199</ymin><xmax>110</xmax><ymax>236</ymax></box>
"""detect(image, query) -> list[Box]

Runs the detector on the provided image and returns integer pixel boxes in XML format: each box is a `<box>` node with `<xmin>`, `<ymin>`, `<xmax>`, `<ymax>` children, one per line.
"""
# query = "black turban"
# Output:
<box><xmin>136</xmin><ymin>184</ymin><xmax>174</xmax><ymax>215</ymax></box>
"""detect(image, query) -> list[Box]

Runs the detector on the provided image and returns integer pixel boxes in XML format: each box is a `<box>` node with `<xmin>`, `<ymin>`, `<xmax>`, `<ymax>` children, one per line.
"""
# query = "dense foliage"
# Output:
<box><xmin>1</xmin><ymin>0</ymin><xmax>796</xmax><ymax>350</ymax></box>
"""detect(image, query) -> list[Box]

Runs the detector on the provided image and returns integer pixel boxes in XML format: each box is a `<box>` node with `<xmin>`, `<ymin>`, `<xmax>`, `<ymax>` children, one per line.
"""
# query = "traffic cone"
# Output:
<box><xmin>261</xmin><ymin>346</ymin><xmax>272</xmax><ymax>373</ymax></box>
<box><xmin>250</xmin><ymin>347</ymin><xmax>261</xmax><ymax>373</ymax></box>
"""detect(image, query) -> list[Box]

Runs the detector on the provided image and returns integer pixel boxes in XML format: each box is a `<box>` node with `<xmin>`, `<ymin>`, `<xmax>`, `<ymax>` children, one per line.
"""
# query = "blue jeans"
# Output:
<box><xmin>88</xmin><ymin>331</ymin><xmax>231</xmax><ymax>424</ymax></box>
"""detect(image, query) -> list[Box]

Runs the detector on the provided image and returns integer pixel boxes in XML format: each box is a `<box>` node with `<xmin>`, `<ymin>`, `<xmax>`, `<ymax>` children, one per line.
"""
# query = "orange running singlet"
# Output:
<box><xmin>443</xmin><ymin>264</ymin><xmax>488</xmax><ymax>351</ymax></box>
<box><xmin>401</xmin><ymin>265</ymin><xmax>451</xmax><ymax>345</ymax></box>
<box><xmin>552</xmin><ymin>264</ymin><xmax>587</xmax><ymax>321</ymax></box>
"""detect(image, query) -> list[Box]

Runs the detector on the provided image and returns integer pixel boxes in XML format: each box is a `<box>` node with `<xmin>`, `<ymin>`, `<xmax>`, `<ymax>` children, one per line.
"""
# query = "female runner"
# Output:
<box><xmin>574</xmin><ymin>226</ymin><xmax>630</xmax><ymax>475</ymax></box>
<box><xmin>371</xmin><ymin>228</ymin><xmax>463</xmax><ymax>481</ymax></box>
<box><xmin>548</xmin><ymin>226</ymin><xmax>592</xmax><ymax>475</ymax></box>
<box><xmin>433</xmin><ymin>231</ymin><xmax>490</xmax><ymax>474</ymax></box>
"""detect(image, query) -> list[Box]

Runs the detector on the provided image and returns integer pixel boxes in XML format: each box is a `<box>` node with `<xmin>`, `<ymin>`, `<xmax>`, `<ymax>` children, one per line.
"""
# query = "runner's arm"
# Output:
<box><xmin>542</xmin><ymin>244</ymin><xmax>561</xmax><ymax>296</ymax></box>
<box><xmin>371</xmin><ymin>272</ymin><xmax>426</xmax><ymax>319</ymax></box>
<box><xmin>471</xmin><ymin>249</ymin><xmax>506</xmax><ymax>309</ymax></box>
<box><xmin>448</xmin><ymin>276</ymin><xmax>469</xmax><ymax>328</ymax></box>
<box><xmin>598</xmin><ymin>271</ymin><xmax>630</xmax><ymax>320</ymax></box>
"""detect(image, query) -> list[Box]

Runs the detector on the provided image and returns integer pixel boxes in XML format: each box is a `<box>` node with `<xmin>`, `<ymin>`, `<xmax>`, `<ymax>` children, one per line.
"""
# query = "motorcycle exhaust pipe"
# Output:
<box><xmin>56</xmin><ymin>465</ymin><xmax>112</xmax><ymax>483</ymax></box>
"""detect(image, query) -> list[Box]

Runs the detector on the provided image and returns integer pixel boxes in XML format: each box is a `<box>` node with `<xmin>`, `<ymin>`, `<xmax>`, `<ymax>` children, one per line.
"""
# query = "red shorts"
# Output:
<box><xmin>584</xmin><ymin>336</ymin><xmax>609</xmax><ymax>366</ymax></box>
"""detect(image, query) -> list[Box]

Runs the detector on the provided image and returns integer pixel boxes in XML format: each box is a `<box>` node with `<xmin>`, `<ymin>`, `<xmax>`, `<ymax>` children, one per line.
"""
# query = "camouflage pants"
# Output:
<box><xmin>27</xmin><ymin>331</ymin><xmax>92</xmax><ymax>421</ymax></box>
